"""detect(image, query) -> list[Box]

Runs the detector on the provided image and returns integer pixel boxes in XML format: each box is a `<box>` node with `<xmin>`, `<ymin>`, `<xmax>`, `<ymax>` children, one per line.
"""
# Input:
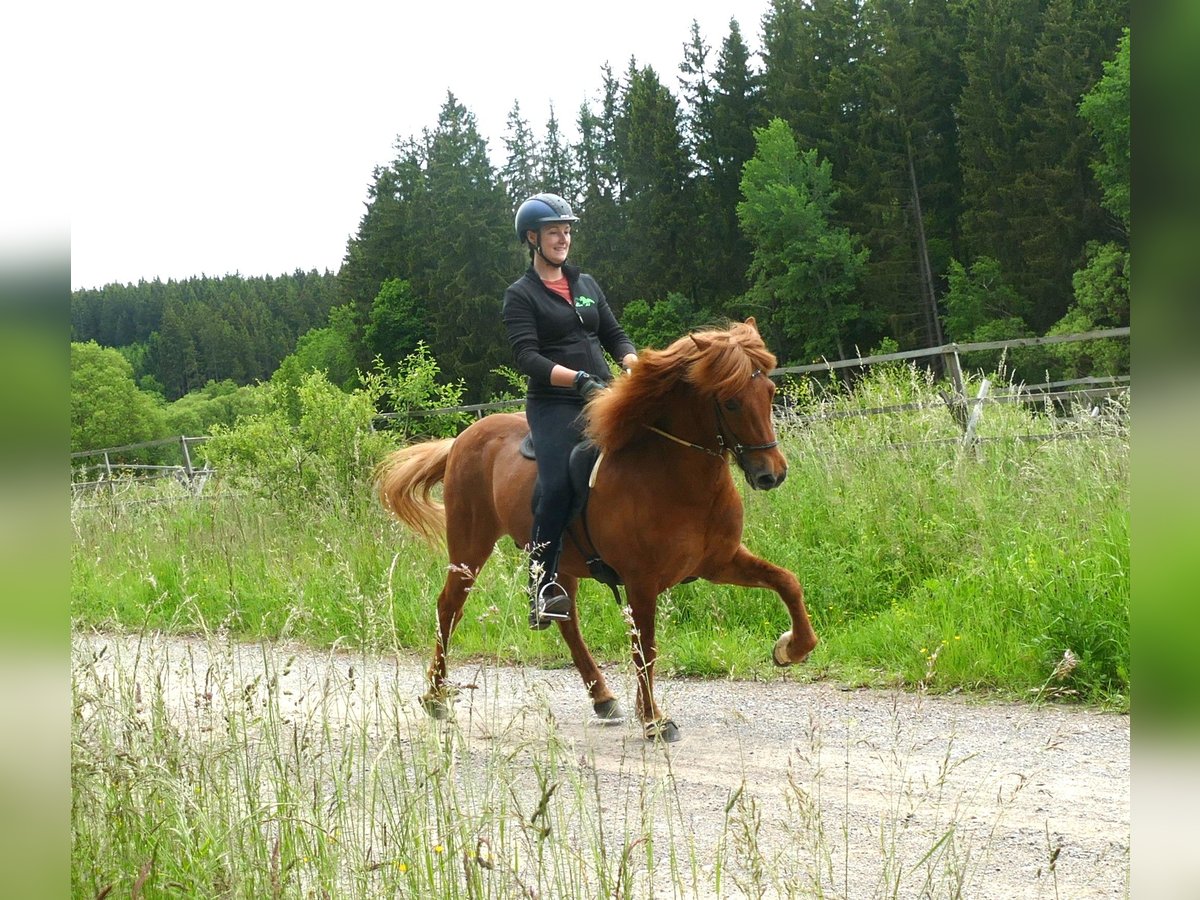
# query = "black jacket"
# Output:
<box><xmin>502</xmin><ymin>264</ymin><xmax>636</xmax><ymax>400</ymax></box>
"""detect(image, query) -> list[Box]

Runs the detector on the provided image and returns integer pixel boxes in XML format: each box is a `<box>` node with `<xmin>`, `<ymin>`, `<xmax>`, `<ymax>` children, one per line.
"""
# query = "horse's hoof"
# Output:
<box><xmin>421</xmin><ymin>692</ymin><xmax>452</xmax><ymax>720</ymax></box>
<box><xmin>592</xmin><ymin>698</ymin><xmax>625</xmax><ymax>724</ymax></box>
<box><xmin>772</xmin><ymin>631</ymin><xmax>793</xmax><ymax>667</ymax></box>
<box><xmin>644</xmin><ymin>718</ymin><xmax>681</xmax><ymax>743</ymax></box>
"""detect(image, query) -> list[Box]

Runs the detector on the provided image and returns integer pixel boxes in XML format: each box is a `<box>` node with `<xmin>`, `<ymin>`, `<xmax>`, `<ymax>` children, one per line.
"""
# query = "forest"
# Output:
<box><xmin>70</xmin><ymin>0</ymin><xmax>1130</xmax><ymax>451</ymax></box>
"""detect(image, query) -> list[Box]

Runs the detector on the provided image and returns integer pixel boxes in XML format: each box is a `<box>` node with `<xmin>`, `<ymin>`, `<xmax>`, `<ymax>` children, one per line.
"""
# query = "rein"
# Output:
<box><xmin>643</xmin><ymin>424</ymin><xmax>725</xmax><ymax>459</ymax></box>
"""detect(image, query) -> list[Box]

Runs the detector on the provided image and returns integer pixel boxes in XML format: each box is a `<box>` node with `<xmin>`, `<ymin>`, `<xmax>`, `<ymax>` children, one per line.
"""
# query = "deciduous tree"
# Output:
<box><xmin>738</xmin><ymin>119</ymin><xmax>868</xmax><ymax>364</ymax></box>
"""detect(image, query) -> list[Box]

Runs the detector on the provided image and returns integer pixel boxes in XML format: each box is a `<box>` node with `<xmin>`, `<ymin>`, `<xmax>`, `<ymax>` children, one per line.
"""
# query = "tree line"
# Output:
<box><xmin>71</xmin><ymin>270</ymin><xmax>340</xmax><ymax>399</ymax></box>
<box><xmin>72</xmin><ymin>0</ymin><xmax>1129</xmax><ymax>442</ymax></box>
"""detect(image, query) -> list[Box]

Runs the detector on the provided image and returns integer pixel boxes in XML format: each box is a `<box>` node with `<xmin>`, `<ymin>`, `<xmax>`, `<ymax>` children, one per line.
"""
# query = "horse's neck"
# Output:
<box><xmin>656</xmin><ymin>394</ymin><xmax>719</xmax><ymax>453</ymax></box>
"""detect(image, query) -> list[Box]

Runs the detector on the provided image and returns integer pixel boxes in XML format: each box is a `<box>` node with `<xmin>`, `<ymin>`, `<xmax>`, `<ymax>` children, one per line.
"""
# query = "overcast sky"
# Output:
<box><xmin>64</xmin><ymin>1</ymin><xmax>772</xmax><ymax>291</ymax></box>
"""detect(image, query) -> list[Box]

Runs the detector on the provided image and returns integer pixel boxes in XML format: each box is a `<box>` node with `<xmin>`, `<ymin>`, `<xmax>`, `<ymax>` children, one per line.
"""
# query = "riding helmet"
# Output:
<box><xmin>514</xmin><ymin>193</ymin><xmax>579</xmax><ymax>244</ymax></box>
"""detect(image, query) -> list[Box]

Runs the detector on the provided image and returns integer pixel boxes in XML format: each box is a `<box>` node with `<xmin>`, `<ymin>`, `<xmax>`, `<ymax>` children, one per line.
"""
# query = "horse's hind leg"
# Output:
<box><xmin>423</xmin><ymin>533</ymin><xmax>498</xmax><ymax>718</ymax></box>
<box><xmin>422</xmin><ymin>560</ymin><xmax>482</xmax><ymax>718</ymax></box>
<box><xmin>553</xmin><ymin>576</ymin><xmax>623</xmax><ymax>722</ymax></box>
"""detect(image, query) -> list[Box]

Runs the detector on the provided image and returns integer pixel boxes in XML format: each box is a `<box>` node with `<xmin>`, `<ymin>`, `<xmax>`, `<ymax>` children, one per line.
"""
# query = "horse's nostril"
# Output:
<box><xmin>755</xmin><ymin>472</ymin><xmax>777</xmax><ymax>490</ymax></box>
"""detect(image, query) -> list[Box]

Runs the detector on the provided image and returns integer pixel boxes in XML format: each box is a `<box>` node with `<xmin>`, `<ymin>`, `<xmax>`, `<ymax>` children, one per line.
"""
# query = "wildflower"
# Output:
<box><xmin>434</xmin><ymin>844</ymin><xmax>445</xmax><ymax>854</ymax></box>
<box><xmin>396</xmin><ymin>861</ymin><xmax>408</xmax><ymax>873</ymax></box>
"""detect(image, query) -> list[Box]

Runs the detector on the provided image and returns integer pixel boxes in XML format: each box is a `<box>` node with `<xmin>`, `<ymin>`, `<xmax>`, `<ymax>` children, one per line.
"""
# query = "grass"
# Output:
<box><xmin>70</xmin><ymin>365</ymin><xmax>1129</xmax><ymax>706</ymax></box>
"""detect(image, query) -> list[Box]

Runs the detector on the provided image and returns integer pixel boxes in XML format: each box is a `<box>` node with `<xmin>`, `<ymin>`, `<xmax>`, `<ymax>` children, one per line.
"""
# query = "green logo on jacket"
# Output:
<box><xmin>575</xmin><ymin>295</ymin><xmax>596</xmax><ymax>308</ymax></box>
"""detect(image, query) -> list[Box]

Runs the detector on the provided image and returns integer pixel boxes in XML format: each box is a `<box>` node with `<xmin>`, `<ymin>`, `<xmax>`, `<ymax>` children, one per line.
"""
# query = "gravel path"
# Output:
<box><xmin>74</xmin><ymin>632</ymin><xmax>1129</xmax><ymax>898</ymax></box>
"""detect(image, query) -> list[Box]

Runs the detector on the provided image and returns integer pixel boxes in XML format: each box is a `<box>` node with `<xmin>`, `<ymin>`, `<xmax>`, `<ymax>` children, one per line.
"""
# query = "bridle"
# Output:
<box><xmin>643</xmin><ymin>370</ymin><xmax>779</xmax><ymax>475</ymax></box>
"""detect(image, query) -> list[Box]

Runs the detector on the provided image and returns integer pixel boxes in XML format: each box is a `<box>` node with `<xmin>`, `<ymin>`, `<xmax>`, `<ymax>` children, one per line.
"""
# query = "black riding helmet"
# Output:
<box><xmin>514</xmin><ymin>192</ymin><xmax>579</xmax><ymax>245</ymax></box>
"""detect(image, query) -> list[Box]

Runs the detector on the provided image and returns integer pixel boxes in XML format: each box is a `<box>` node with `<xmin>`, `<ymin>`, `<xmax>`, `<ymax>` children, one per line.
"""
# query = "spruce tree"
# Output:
<box><xmin>572</xmin><ymin>67</ymin><xmax>624</xmax><ymax>291</ymax></box>
<box><xmin>538</xmin><ymin>104</ymin><xmax>579</xmax><ymax>203</ymax></box>
<box><xmin>1012</xmin><ymin>0</ymin><xmax>1128</xmax><ymax>330</ymax></box>
<box><xmin>419</xmin><ymin>92</ymin><xmax>515</xmax><ymax>401</ymax></box>
<box><xmin>612</xmin><ymin>61</ymin><xmax>695</xmax><ymax>306</ymax></box>
<box><xmin>500</xmin><ymin>100</ymin><xmax>541</xmax><ymax>203</ymax></box>
<box><xmin>699</xmin><ymin>17</ymin><xmax>764</xmax><ymax>304</ymax></box>
<box><xmin>955</xmin><ymin>0</ymin><xmax>1044</xmax><ymax>322</ymax></box>
<box><xmin>850</xmin><ymin>0</ymin><xmax>968</xmax><ymax>348</ymax></box>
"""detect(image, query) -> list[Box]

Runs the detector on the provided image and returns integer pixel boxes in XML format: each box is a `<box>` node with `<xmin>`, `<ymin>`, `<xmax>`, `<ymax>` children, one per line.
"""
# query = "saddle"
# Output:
<box><xmin>519</xmin><ymin>432</ymin><xmax>624</xmax><ymax>590</ymax></box>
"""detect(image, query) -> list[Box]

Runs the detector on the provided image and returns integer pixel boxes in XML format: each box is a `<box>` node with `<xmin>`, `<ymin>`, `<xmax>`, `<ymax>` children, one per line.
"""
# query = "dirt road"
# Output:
<box><xmin>74</xmin><ymin>632</ymin><xmax>1129</xmax><ymax>898</ymax></box>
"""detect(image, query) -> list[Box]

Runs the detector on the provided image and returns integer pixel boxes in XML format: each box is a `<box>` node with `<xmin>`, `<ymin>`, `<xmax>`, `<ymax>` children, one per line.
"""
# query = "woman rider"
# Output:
<box><xmin>502</xmin><ymin>192</ymin><xmax>638</xmax><ymax>629</ymax></box>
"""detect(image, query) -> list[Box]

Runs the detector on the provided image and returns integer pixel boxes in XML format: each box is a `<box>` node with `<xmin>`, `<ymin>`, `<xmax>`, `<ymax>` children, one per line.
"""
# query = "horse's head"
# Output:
<box><xmin>714</xmin><ymin>366</ymin><xmax>787</xmax><ymax>490</ymax></box>
<box><xmin>587</xmin><ymin>318</ymin><xmax>788</xmax><ymax>489</ymax></box>
<box><xmin>690</xmin><ymin>318</ymin><xmax>788</xmax><ymax>491</ymax></box>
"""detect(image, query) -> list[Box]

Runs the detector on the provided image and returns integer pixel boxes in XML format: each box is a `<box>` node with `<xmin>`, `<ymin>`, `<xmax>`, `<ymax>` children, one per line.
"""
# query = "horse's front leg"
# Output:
<box><xmin>552</xmin><ymin>576</ymin><xmax>623</xmax><ymax>723</ymax></box>
<box><xmin>706</xmin><ymin>545</ymin><xmax>818</xmax><ymax>666</ymax></box>
<box><xmin>625</xmin><ymin>583</ymin><xmax>680</xmax><ymax>742</ymax></box>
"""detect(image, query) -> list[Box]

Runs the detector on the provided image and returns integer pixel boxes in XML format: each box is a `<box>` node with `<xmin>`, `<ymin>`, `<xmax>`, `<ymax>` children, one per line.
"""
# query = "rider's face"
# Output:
<box><xmin>533</xmin><ymin>223</ymin><xmax>571</xmax><ymax>264</ymax></box>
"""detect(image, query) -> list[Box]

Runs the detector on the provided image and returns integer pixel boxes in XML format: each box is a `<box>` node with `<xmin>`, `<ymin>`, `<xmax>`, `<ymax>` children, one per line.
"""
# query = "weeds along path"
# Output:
<box><xmin>73</xmin><ymin>631</ymin><xmax>1128</xmax><ymax>898</ymax></box>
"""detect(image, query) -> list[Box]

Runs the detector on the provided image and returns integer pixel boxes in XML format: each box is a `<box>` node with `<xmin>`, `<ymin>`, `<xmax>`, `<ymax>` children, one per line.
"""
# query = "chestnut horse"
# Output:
<box><xmin>375</xmin><ymin>318</ymin><xmax>817</xmax><ymax>742</ymax></box>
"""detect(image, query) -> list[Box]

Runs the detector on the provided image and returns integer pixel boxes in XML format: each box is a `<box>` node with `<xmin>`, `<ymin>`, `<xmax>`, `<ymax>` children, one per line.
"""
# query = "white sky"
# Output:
<box><xmin>62</xmin><ymin>1</ymin><xmax>771</xmax><ymax>291</ymax></box>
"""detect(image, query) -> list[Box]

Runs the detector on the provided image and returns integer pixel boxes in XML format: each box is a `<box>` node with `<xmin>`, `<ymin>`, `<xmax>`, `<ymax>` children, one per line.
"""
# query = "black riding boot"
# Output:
<box><xmin>528</xmin><ymin>538</ymin><xmax>571</xmax><ymax>630</ymax></box>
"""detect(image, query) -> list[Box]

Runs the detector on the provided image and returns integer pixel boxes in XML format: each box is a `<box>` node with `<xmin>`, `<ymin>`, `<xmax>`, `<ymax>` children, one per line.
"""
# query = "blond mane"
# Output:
<box><xmin>584</xmin><ymin>319</ymin><xmax>776</xmax><ymax>454</ymax></box>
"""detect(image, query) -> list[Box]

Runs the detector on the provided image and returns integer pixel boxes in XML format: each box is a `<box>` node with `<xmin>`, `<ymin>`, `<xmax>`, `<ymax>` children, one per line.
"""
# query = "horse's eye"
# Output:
<box><xmin>724</xmin><ymin>399</ymin><xmax>741</xmax><ymax>412</ymax></box>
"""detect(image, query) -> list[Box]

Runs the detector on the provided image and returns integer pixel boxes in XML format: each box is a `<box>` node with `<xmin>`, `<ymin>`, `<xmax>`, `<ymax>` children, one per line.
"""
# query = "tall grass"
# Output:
<box><xmin>70</xmin><ymin>364</ymin><xmax>1129</xmax><ymax>705</ymax></box>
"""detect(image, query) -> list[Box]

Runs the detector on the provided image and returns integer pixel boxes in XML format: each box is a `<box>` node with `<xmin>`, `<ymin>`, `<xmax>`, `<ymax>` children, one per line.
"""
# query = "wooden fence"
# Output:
<box><xmin>71</xmin><ymin>435</ymin><xmax>213</xmax><ymax>497</ymax></box>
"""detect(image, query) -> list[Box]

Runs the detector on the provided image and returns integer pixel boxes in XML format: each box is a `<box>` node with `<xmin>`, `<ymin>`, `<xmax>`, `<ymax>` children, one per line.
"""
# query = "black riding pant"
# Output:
<box><xmin>525</xmin><ymin>394</ymin><xmax>586</xmax><ymax>577</ymax></box>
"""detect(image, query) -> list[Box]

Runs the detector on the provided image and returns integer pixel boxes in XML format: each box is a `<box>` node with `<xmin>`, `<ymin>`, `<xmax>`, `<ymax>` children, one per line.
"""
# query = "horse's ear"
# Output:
<box><xmin>744</xmin><ymin>316</ymin><xmax>758</xmax><ymax>332</ymax></box>
<box><xmin>690</xmin><ymin>332</ymin><xmax>712</xmax><ymax>350</ymax></box>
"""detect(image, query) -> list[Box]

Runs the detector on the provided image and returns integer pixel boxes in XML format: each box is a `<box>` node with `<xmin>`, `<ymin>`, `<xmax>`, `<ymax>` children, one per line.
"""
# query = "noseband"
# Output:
<box><xmin>643</xmin><ymin>370</ymin><xmax>779</xmax><ymax>475</ymax></box>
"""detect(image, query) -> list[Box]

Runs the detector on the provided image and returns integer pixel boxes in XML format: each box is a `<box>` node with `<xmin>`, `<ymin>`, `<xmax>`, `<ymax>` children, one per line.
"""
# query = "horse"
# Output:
<box><xmin>374</xmin><ymin>317</ymin><xmax>817</xmax><ymax>742</ymax></box>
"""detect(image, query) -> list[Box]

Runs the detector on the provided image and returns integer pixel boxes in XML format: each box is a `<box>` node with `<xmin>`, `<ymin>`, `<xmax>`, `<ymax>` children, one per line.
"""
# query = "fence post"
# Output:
<box><xmin>962</xmin><ymin>378</ymin><xmax>991</xmax><ymax>448</ymax></box>
<box><xmin>947</xmin><ymin>348</ymin><xmax>965</xmax><ymax>396</ymax></box>
<box><xmin>180</xmin><ymin>436</ymin><xmax>194</xmax><ymax>479</ymax></box>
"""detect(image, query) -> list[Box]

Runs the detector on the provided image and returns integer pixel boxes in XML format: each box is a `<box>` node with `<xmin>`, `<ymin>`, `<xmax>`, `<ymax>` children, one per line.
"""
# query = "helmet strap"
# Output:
<box><xmin>533</xmin><ymin>233</ymin><xmax>565</xmax><ymax>270</ymax></box>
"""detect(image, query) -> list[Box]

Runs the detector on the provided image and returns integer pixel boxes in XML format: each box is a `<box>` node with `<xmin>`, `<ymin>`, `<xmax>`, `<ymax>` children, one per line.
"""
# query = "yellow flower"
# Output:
<box><xmin>434</xmin><ymin>844</ymin><xmax>445</xmax><ymax>854</ymax></box>
<box><xmin>397</xmin><ymin>862</ymin><xmax>408</xmax><ymax>873</ymax></box>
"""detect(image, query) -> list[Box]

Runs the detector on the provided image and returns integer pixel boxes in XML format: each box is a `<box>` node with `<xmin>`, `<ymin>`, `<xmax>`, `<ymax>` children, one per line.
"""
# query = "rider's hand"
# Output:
<box><xmin>573</xmin><ymin>370</ymin><xmax>607</xmax><ymax>401</ymax></box>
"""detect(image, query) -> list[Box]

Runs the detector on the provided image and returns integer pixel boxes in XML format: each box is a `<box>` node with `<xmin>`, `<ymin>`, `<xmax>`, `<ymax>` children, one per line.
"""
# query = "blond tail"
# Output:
<box><xmin>373</xmin><ymin>439</ymin><xmax>455</xmax><ymax>543</ymax></box>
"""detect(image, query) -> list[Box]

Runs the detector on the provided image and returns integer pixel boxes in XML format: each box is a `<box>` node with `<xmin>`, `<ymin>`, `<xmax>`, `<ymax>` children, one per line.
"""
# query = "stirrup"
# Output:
<box><xmin>529</xmin><ymin>581</ymin><xmax>571</xmax><ymax>630</ymax></box>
